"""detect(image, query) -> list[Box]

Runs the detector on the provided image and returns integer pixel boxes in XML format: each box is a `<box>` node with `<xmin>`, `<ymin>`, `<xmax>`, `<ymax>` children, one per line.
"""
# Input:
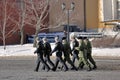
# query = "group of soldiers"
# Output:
<box><xmin>34</xmin><ymin>35</ymin><xmax>97</xmax><ymax>72</ymax></box>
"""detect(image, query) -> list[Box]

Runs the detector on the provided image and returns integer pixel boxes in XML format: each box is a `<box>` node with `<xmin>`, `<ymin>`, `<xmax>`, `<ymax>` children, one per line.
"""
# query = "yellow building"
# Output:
<box><xmin>49</xmin><ymin>0</ymin><xmax>120</xmax><ymax>32</ymax></box>
<box><xmin>98</xmin><ymin>0</ymin><xmax>120</xmax><ymax>32</ymax></box>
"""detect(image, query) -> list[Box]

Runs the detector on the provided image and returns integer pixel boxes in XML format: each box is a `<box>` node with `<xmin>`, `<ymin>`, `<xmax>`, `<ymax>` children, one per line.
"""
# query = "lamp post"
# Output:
<box><xmin>61</xmin><ymin>2</ymin><xmax>75</xmax><ymax>42</ymax></box>
<box><xmin>84</xmin><ymin>0</ymin><xmax>86</xmax><ymax>32</ymax></box>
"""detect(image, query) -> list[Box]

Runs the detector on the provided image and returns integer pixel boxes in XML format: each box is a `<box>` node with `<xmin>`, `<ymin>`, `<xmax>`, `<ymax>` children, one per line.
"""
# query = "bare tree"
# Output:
<box><xmin>19</xmin><ymin>0</ymin><xmax>26</xmax><ymax>45</ymax></box>
<box><xmin>23</xmin><ymin>0</ymin><xmax>50</xmax><ymax>47</ymax></box>
<box><xmin>9</xmin><ymin>0</ymin><xmax>27</xmax><ymax>45</ymax></box>
<box><xmin>0</xmin><ymin>0</ymin><xmax>19</xmax><ymax>49</ymax></box>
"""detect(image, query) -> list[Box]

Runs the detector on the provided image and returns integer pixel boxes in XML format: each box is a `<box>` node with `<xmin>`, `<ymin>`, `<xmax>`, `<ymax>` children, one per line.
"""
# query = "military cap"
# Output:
<box><xmin>62</xmin><ymin>37</ymin><xmax>66</xmax><ymax>40</ymax></box>
<box><xmin>83</xmin><ymin>37</ymin><xmax>87</xmax><ymax>39</ymax></box>
<box><xmin>77</xmin><ymin>35</ymin><xmax>83</xmax><ymax>39</ymax></box>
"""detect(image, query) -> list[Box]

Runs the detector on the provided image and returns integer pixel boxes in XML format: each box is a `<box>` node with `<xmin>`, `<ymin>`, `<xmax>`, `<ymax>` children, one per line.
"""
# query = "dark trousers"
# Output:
<box><xmin>54</xmin><ymin>56</ymin><xmax>68</xmax><ymax>71</ymax></box>
<box><xmin>64</xmin><ymin>56</ymin><xmax>77</xmax><ymax>69</ymax></box>
<box><xmin>87</xmin><ymin>53</ymin><xmax>96</xmax><ymax>66</ymax></box>
<box><xmin>72</xmin><ymin>51</ymin><xmax>79</xmax><ymax>64</ymax></box>
<box><xmin>35</xmin><ymin>54</ymin><xmax>50</xmax><ymax>71</ymax></box>
<box><xmin>42</xmin><ymin>55</ymin><xmax>55</xmax><ymax>69</ymax></box>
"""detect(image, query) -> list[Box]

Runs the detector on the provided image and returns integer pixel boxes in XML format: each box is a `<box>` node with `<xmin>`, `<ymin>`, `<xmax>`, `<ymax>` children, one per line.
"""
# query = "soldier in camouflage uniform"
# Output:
<box><xmin>61</xmin><ymin>37</ymin><xmax>77</xmax><ymax>71</ymax></box>
<box><xmin>76</xmin><ymin>36</ymin><xmax>92</xmax><ymax>71</ymax></box>
<box><xmin>83</xmin><ymin>37</ymin><xmax>97</xmax><ymax>69</ymax></box>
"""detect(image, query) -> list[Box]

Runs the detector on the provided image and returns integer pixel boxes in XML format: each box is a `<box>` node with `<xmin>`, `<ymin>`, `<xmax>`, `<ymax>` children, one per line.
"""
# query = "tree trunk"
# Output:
<box><xmin>33</xmin><ymin>24</ymin><xmax>40</xmax><ymax>47</ymax></box>
<box><xmin>20</xmin><ymin>0</ymin><xmax>26</xmax><ymax>45</ymax></box>
<box><xmin>20</xmin><ymin>28</ymin><xmax>24</xmax><ymax>45</ymax></box>
<box><xmin>3</xmin><ymin>1</ymin><xmax>7</xmax><ymax>50</ymax></box>
<box><xmin>3</xmin><ymin>33</ymin><xmax>6</xmax><ymax>50</ymax></box>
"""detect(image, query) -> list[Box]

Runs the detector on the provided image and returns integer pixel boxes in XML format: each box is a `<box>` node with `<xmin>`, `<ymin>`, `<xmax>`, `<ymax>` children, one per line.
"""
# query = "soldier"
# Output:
<box><xmin>62</xmin><ymin>37</ymin><xmax>77</xmax><ymax>71</ymax></box>
<box><xmin>50</xmin><ymin>36</ymin><xmax>68</xmax><ymax>71</ymax></box>
<box><xmin>42</xmin><ymin>37</ymin><xmax>56</xmax><ymax>71</ymax></box>
<box><xmin>71</xmin><ymin>36</ymin><xmax>79</xmax><ymax>64</ymax></box>
<box><xmin>76</xmin><ymin>36</ymin><xmax>92</xmax><ymax>71</ymax></box>
<box><xmin>83</xmin><ymin>37</ymin><xmax>97</xmax><ymax>69</ymax></box>
<box><xmin>34</xmin><ymin>37</ymin><xmax>50</xmax><ymax>72</ymax></box>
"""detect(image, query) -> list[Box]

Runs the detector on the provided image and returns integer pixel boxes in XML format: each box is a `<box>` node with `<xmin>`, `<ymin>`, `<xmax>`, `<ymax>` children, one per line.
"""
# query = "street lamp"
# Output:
<box><xmin>84</xmin><ymin>0</ymin><xmax>86</xmax><ymax>32</ymax></box>
<box><xmin>61</xmin><ymin>2</ymin><xmax>75</xmax><ymax>42</ymax></box>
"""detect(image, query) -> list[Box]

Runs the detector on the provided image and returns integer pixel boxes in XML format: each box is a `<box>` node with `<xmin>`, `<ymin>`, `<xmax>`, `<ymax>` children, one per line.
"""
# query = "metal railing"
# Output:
<box><xmin>70</xmin><ymin>32</ymin><xmax>104</xmax><ymax>38</ymax></box>
<box><xmin>77</xmin><ymin>32</ymin><xmax>104</xmax><ymax>38</ymax></box>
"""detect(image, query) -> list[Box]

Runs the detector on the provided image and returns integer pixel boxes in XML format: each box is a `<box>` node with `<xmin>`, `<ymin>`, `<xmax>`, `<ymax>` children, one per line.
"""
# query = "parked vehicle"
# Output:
<box><xmin>62</xmin><ymin>24</ymin><xmax>82</xmax><ymax>32</ymax></box>
<box><xmin>27</xmin><ymin>32</ymin><xmax>65</xmax><ymax>43</ymax></box>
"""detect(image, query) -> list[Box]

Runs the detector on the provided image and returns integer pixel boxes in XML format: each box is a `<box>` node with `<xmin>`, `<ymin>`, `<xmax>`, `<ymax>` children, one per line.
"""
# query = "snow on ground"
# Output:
<box><xmin>0</xmin><ymin>43</ymin><xmax>120</xmax><ymax>57</ymax></box>
<box><xmin>0</xmin><ymin>44</ymin><xmax>35</xmax><ymax>56</ymax></box>
<box><xmin>92</xmin><ymin>48</ymin><xmax>120</xmax><ymax>57</ymax></box>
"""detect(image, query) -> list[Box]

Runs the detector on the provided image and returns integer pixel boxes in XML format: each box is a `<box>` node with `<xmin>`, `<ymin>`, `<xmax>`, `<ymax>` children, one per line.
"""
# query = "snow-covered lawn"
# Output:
<box><xmin>0</xmin><ymin>43</ymin><xmax>120</xmax><ymax>57</ymax></box>
<box><xmin>92</xmin><ymin>48</ymin><xmax>120</xmax><ymax>57</ymax></box>
<box><xmin>0</xmin><ymin>44</ymin><xmax>35</xmax><ymax>56</ymax></box>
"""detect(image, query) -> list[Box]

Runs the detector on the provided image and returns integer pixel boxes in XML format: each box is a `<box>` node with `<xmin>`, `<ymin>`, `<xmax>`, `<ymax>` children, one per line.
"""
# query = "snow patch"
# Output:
<box><xmin>0</xmin><ymin>43</ymin><xmax>119</xmax><ymax>57</ymax></box>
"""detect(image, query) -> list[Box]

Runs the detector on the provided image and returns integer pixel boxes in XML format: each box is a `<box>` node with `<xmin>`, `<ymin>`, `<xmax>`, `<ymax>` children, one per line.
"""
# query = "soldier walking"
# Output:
<box><xmin>83</xmin><ymin>37</ymin><xmax>97</xmax><ymax>69</ymax></box>
<box><xmin>50</xmin><ymin>36</ymin><xmax>68</xmax><ymax>71</ymax></box>
<box><xmin>62</xmin><ymin>37</ymin><xmax>77</xmax><ymax>71</ymax></box>
<box><xmin>76</xmin><ymin>36</ymin><xmax>92</xmax><ymax>71</ymax></box>
<box><xmin>34</xmin><ymin>37</ymin><xmax>50</xmax><ymax>72</ymax></box>
<box><xmin>71</xmin><ymin>36</ymin><xmax>79</xmax><ymax>64</ymax></box>
<box><xmin>42</xmin><ymin>37</ymin><xmax>56</xmax><ymax>71</ymax></box>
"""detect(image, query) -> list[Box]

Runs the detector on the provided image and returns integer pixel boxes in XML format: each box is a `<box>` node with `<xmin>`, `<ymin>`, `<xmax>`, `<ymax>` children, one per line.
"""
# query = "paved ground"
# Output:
<box><xmin>0</xmin><ymin>56</ymin><xmax>120</xmax><ymax>80</ymax></box>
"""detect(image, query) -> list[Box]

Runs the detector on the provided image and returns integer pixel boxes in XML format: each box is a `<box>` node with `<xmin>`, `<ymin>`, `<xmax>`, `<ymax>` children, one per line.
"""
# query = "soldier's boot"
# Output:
<box><xmin>61</xmin><ymin>66</ymin><xmax>64</xmax><ymax>70</ymax></box>
<box><xmin>78</xmin><ymin>63</ymin><xmax>84</xmax><ymax>70</ymax></box>
<box><xmin>46</xmin><ymin>67</ymin><xmax>50</xmax><ymax>72</ymax></box>
<box><xmin>34</xmin><ymin>66</ymin><xmax>39</xmax><ymax>72</ymax></box>
<box><xmin>41</xmin><ymin>66</ymin><xmax>45</xmax><ymax>70</ymax></box>
<box><xmin>80</xmin><ymin>63</ymin><xmax>84</xmax><ymax>69</ymax></box>
<box><xmin>45</xmin><ymin>64</ymin><xmax>50</xmax><ymax>72</ymax></box>
<box><xmin>71</xmin><ymin>65</ymin><xmax>78</xmax><ymax>71</ymax></box>
<box><xmin>92</xmin><ymin>65</ymin><xmax>97</xmax><ymax>69</ymax></box>
<box><xmin>87</xmin><ymin>66</ymin><xmax>92</xmax><ymax>71</ymax></box>
<box><xmin>71</xmin><ymin>67</ymin><xmax>78</xmax><ymax>71</ymax></box>
<box><xmin>63</xmin><ymin>65</ymin><xmax>68</xmax><ymax>72</ymax></box>
<box><xmin>51</xmin><ymin>66</ymin><xmax>56</xmax><ymax>71</ymax></box>
<box><xmin>34</xmin><ymin>69</ymin><xmax>38</xmax><ymax>72</ymax></box>
<box><xmin>64</xmin><ymin>68</ymin><xmax>68</xmax><ymax>72</ymax></box>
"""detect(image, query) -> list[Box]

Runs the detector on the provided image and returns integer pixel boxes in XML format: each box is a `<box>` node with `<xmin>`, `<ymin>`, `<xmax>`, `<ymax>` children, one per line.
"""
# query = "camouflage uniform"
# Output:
<box><xmin>84</xmin><ymin>38</ymin><xmax>97</xmax><ymax>69</ymax></box>
<box><xmin>62</xmin><ymin>38</ymin><xmax>77</xmax><ymax>71</ymax></box>
<box><xmin>76</xmin><ymin>37</ymin><xmax>91</xmax><ymax>71</ymax></box>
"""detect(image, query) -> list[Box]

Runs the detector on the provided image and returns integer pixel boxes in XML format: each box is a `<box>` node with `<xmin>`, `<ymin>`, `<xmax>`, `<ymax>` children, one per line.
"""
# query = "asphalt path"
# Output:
<box><xmin>0</xmin><ymin>56</ymin><xmax>120</xmax><ymax>80</ymax></box>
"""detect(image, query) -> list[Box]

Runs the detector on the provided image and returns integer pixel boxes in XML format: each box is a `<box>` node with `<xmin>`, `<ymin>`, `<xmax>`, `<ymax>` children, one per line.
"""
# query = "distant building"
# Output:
<box><xmin>0</xmin><ymin>0</ymin><xmax>49</xmax><ymax>45</ymax></box>
<box><xmin>0</xmin><ymin>0</ymin><xmax>119</xmax><ymax>45</ymax></box>
<box><xmin>98</xmin><ymin>0</ymin><xmax>120</xmax><ymax>32</ymax></box>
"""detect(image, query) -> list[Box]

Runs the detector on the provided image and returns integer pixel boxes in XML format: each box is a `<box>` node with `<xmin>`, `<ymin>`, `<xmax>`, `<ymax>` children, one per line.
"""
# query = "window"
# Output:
<box><xmin>117</xmin><ymin>0</ymin><xmax>120</xmax><ymax>19</ymax></box>
<box><xmin>102</xmin><ymin>0</ymin><xmax>120</xmax><ymax>21</ymax></box>
<box><xmin>102</xmin><ymin>0</ymin><xmax>113</xmax><ymax>21</ymax></box>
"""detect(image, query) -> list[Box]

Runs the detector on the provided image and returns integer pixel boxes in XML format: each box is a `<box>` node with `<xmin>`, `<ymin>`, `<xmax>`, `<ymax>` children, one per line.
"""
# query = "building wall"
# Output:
<box><xmin>49</xmin><ymin>0</ymin><xmax>100</xmax><ymax>32</ymax></box>
<box><xmin>0</xmin><ymin>0</ymin><xmax>117</xmax><ymax>45</ymax></box>
<box><xmin>86</xmin><ymin>0</ymin><xmax>99</xmax><ymax>31</ymax></box>
<box><xmin>0</xmin><ymin>26</ymin><xmax>36</xmax><ymax>45</ymax></box>
<box><xmin>49</xmin><ymin>0</ymin><xmax>119</xmax><ymax>32</ymax></box>
<box><xmin>49</xmin><ymin>0</ymin><xmax>85</xmax><ymax>32</ymax></box>
<box><xmin>98</xmin><ymin>0</ymin><xmax>120</xmax><ymax>30</ymax></box>
<box><xmin>0</xmin><ymin>0</ymin><xmax>49</xmax><ymax>45</ymax></box>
